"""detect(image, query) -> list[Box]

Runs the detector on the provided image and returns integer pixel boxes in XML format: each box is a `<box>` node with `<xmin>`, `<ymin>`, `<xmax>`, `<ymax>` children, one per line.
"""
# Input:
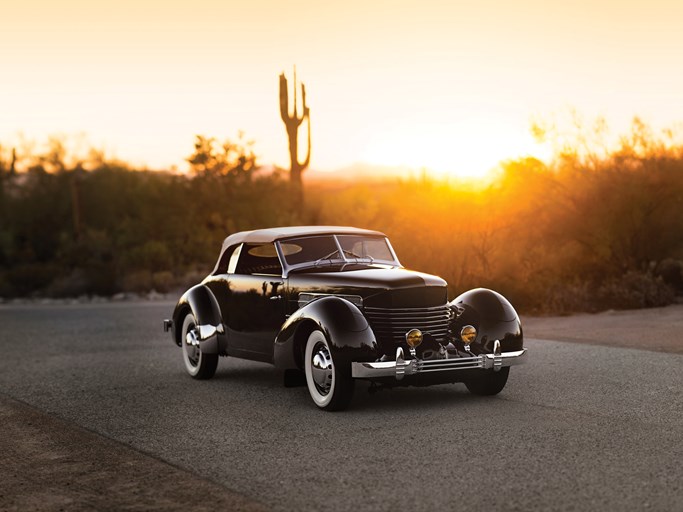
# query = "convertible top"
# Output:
<box><xmin>213</xmin><ymin>226</ymin><xmax>387</xmax><ymax>274</ymax></box>
<box><xmin>222</xmin><ymin>226</ymin><xmax>385</xmax><ymax>246</ymax></box>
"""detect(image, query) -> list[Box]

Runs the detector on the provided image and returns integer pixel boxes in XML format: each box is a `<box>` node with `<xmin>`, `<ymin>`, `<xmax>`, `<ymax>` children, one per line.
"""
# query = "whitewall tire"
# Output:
<box><xmin>181</xmin><ymin>312</ymin><xmax>218</xmax><ymax>380</ymax></box>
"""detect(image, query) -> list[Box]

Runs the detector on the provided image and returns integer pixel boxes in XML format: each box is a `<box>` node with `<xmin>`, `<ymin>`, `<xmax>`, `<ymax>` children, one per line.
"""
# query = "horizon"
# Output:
<box><xmin>2</xmin><ymin>0</ymin><xmax>682</xmax><ymax>178</ymax></box>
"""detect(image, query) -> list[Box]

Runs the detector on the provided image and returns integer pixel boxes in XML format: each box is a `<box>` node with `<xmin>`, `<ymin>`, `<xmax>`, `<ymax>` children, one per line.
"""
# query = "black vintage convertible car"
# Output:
<box><xmin>164</xmin><ymin>226</ymin><xmax>527</xmax><ymax>410</ymax></box>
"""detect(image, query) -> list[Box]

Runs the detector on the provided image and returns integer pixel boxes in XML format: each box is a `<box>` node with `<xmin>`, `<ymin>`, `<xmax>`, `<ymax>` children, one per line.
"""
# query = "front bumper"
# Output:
<box><xmin>351</xmin><ymin>343</ymin><xmax>527</xmax><ymax>380</ymax></box>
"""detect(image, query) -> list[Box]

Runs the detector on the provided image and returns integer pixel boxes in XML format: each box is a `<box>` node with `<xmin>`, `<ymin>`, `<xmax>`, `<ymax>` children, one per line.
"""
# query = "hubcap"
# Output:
<box><xmin>311</xmin><ymin>342</ymin><xmax>333</xmax><ymax>395</ymax></box>
<box><xmin>184</xmin><ymin>325</ymin><xmax>200</xmax><ymax>366</ymax></box>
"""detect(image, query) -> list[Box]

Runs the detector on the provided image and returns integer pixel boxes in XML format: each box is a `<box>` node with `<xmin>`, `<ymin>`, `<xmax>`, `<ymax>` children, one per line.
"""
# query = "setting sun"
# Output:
<box><xmin>360</xmin><ymin>120</ymin><xmax>552</xmax><ymax>179</ymax></box>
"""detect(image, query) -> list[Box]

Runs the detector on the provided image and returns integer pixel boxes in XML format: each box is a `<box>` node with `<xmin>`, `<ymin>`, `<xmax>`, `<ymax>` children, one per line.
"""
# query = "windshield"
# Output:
<box><xmin>279</xmin><ymin>234</ymin><xmax>399</xmax><ymax>269</ymax></box>
<box><xmin>336</xmin><ymin>235</ymin><xmax>395</xmax><ymax>262</ymax></box>
<box><xmin>280</xmin><ymin>236</ymin><xmax>342</xmax><ymax>266</ymax></box>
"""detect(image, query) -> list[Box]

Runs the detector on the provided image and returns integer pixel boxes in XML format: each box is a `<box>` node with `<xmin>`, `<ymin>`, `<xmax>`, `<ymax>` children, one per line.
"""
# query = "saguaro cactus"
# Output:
<box><xmin>9</xmin><ymin>148</ymin><xmax>16</xmax><ymax>176</ymax></box>
<box><xmin>279</xmin><ymin>68</ymin><xmax>311</xmax><ymax>189</ymax></box>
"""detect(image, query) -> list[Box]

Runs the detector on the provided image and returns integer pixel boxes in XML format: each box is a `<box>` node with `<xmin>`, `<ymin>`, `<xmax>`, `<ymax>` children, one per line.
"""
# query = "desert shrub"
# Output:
<box><xmin>84</xmin><ymin>262</ymin><xmax>118</xmax><ymax>296</ymax></box>
<box><xmin>497</xmin><ymin>278</ymin><xmax>593</xmax><ymax>316</ymax></box>
<box><xmin>173</xmin><ymin>268</ymin><xmax>210</xmax><ymax>293</ymax></box>
<box><xmin>123</xmin><ymin>240</ymin><xmax>173</xmax><ymax>272</ymax></box>
<box><xmin>152</xmin><ymin>271</ymin><xmax>174</xmax><ymax>293</ymax></box>
<box><xmin>5</xmin><ymin>263</ymin><xmax>60</xmax><ymax>297</ymax></box>
<box><xmin>655</xmin><ymin>259</ymin><xmax>683</xmax><ymax>294</ymax></box>
<box><xmin>0</xmin><ymin>272</ymin><xmax>11</xmax><ymax>298</ymax></box>
<box><xmin>122</xmin><ymin>271</ymin><xmax>153</xmax><ymax>294</ymax></box>
<box><xmin>596</xmin><ymin>271</ymin><xmax>675</xmax><ymax>310</ymax></box>
<box><xmin>1</xmin><ymin>123</ymin><xmax>681</xmax><ymax>313</ymax></box>
<box><xmin>544</xmin><ymin>281</ymin><xmax>594</xmax><ymax>315</ymax></box>
<box><xmin>45</xmin><ymin>269</ymin><xmax>89</xmax><ymax>297</ymax></box>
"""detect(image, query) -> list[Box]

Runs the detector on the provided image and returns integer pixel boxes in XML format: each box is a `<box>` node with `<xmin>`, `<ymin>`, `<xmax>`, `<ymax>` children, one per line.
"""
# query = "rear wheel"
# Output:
<box><xmin>181</xmin><ymin>313</ymin><xmax>218</xmax><ymax>380</ymax></box>
<box><xmin>465</xmin><ymin>367</ymin><xmax>509</xmax><ymax>396</ymax></box>
<box><xmin>304</xmin><ymin>330</ymin><xmax>354</xmax><ymax>411</ymax></box>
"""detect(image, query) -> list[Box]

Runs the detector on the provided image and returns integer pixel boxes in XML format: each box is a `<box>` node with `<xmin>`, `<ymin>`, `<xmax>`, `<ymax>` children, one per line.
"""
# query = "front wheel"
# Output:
<box><xmin>181</xmin><ymin>312</ymin><xmax>218</xmax><ymax>380</ymax></box>
<box><xmin>304</xmin><ymin>330</ymin><xmax>354</xmax><ymax>411</ymax></box>
<box><xmin>465</xmin><ymin>367</ymin><xmax>509</xmax><ymax>396</ymax></box>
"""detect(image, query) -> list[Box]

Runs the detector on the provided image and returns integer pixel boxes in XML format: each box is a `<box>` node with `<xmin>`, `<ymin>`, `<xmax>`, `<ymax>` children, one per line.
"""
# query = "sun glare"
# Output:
<box><xmin>361</xmin><ymin>123</ymin><xmax>550</xmax><ymax>180</ymax></box>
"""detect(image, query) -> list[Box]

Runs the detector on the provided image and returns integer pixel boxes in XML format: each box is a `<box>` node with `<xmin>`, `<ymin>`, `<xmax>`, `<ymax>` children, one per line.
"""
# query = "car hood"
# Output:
<box><xmin>288</xmin><ymin>266</ymin><xmax>448</xmax><ymax>308</ymax></box>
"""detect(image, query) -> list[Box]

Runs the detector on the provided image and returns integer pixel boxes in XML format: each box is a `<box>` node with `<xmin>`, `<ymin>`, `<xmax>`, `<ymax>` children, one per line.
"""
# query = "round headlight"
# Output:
<box><xmin>405</xmin><ymin>329</ymin><xmax>423</xmax><ymax>348</ymax></box>
<box><xmin>460</xmin><ymin>325</ymin><xmax>477</xmax><ymax>344</ymax></box>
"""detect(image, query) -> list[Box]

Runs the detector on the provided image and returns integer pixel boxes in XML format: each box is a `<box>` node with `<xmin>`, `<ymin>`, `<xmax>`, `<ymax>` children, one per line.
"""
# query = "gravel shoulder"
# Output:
<box><xmin>523</xmin><ymin>303</ymin><xmax>683</xmax><ymax>354</ymax></box>
<box><xmin>0</xmin><ymin>394</ymin><xmax>267</xmax><ymax>512</ymax></box>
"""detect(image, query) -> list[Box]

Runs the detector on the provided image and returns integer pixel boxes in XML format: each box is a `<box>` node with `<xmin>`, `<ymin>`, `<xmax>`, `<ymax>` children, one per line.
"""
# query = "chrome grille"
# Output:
<box><xmin>364</xmin><ymin>304</ymin><xmax>451</xmax><ymax>346</ymax></box>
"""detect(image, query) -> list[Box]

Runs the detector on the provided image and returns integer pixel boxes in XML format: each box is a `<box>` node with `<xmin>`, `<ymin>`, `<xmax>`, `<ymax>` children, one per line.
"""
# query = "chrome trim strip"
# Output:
<box><xmin>384</xmin><ymin>237</ymin><xmax>403</xmax><ymax>268</ymax></box>
<box><xmin>493</xmin><ymin>340</ymin><xmax>503</xmax><ymax>372</ymax></box>
<box><xmin>351</xmin><ymin>347</ymin><xmax>527</xmax><ymax>379</ymax></box>
<box><xmin>272</xmin><ymin>242</ymin><xmax>286</xmax><ymax>278</ymax></box>
<box><xmin>395</xmin><ymin>347</ymin><xmax>407</xmax><ymax>380</ymax></box>
<box><xmin>332</xmin><ymin>234</ymin><xmax>346</xmax><ymax>262</ymax></box>
<box><xmin>369</xmin><ymin>320</ymin><xmax>449</xmax><ymax>328</ymax></box>
<box><xmin>364</xmin><ymin>305</ymin><xmax>450</xmax><ymax>313</ymax></box>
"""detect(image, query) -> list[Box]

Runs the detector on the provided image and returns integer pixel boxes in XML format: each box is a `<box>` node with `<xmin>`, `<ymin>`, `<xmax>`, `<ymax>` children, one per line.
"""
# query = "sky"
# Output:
<box><xmin>1</xmin><ymin>0</ymin><xmax>682</xmax><ymax>177</ymax></box>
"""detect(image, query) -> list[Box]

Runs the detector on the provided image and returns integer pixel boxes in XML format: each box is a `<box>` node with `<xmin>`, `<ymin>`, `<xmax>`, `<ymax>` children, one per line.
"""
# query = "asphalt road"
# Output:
<box><xmin>1</xmin><ymin>301</ymin><xmax>681</xmax><ymax>511</ymax></box>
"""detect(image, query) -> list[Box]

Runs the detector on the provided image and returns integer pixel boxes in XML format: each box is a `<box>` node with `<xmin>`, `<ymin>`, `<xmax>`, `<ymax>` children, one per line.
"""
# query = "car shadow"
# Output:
<box><xmin>212</xmin><ymin>362</ymin><xmax>281</xmax><ymax>386</ymax></box>
<box><xmin>207</xmin><ymin>359</ymin><xmax>505</xmax><ymax>413</ymax></box>
<box><xmin>350</xmin><ymin>381</ymin><xmax>497</xmax><ymax>412</ymax></box>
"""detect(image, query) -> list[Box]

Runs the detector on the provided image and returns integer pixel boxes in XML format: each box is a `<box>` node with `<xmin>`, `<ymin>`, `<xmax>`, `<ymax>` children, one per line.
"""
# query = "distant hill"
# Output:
<box><xmin>306</xmin><ymin>163</ymin><xmax>424</xmax><ymax>182</ymax></box>
<box><xmin>254</xmin><ymin>162</ymin><xmax>497</xmax><ymax>186</ymax></box>
<box><xmin>253</xmin><ymin>162</ymin><xmax>424</xmax><ymax>183</ymax></box>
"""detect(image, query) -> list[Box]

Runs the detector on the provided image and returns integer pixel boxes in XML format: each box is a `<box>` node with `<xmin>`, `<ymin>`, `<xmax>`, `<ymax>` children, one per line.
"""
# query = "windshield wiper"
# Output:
<box><xmin>314</xmin><ymin>251</ymin><xmax>342</xmax><ymax>266</ymax></box>
<box><xmin>343</xmin><ymin>250</ymin><xmax>374</xmax><ymax>262</ymax></box>
<box><xmin>292</xmin><ymin>260</ymin><xmax>342</xmax><ymax>273</ymax></box>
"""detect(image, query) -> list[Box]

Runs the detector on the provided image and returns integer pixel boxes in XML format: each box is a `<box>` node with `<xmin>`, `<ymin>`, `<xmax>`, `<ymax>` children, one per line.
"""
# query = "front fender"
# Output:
<box><xmin>449</xmin><ymin>288</ymin><xmax>523</xmax><ymax>355</ymax></box>
<box><xmin>171</xmin><ymin>284</ymin><xmax>225</xmax><ymax>354</ymax></box>
<box><xmin>274</xmin><ymin>296</ymin><xmax>378</xmax><ymax>370</ymax></box>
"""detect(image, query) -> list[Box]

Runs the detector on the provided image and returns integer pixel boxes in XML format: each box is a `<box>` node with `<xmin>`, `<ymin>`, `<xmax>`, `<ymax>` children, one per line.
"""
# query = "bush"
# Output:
<box><xmin>45</xmin><ymin>269</ymin><xmax>89</xmax><ymax>297</ymax></box>
<box><xmin>1</xmin><ymin>124</ymin><xmax>682</xmax><ymax>313</ymax></box>
<box><xmin>122</xmin><ymin>271</ymin><xmax>153</xmax><ymax>293</ymax></box>
<box><xmin>538</xmin><ymin>281</ymin><xmax>593</xmax><ymax>315</ymax></box>
<box><xmin>596</xmin><ymin>271</ymin><xmax>675</xmax><ymax>310</ymax></box>
<box><xmin>655</xmin><ymin>259</ymin><xmax>683</xmax><ymax>294</ymax></box>
<box><xmin>5</xmin><ymin>263</ymin><xmax>60</xmax><ymax>297</ymax></box>
<box><xmin>152</xmin><ymin>271</ymin><xmax>174</xmax><ymax>293</ymax></box>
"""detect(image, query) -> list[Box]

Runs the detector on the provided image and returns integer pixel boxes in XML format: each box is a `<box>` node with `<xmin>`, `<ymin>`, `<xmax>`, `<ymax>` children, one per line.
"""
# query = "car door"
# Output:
<box><xmin>222</xmin><ymin>242</ymin><xmax>286</xmax><ymax>362</ymax></box>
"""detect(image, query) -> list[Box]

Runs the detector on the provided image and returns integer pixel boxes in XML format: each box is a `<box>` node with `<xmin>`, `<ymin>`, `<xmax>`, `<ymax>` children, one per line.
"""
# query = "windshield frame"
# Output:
<box><xmin>276</xmin><ymin>234</ymin><xmax>402</xmax><ymax>277</ymax></box>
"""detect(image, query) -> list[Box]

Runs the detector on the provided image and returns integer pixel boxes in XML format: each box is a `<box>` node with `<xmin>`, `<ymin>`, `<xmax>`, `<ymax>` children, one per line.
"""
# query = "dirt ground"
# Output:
<box><xmin>0</xmin><ymin>395</ymin><xmax>267</xmax><ymax>512</ymax></box>
<box><xmin>523</xmin><ymin>303</ymin><xmax>683</xmax><ymax>354</ymax></box>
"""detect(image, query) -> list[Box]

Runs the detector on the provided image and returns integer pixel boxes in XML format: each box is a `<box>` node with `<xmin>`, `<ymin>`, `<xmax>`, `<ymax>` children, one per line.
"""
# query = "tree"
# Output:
<box><xmin>186</xmin><ymin>133</ymin><xmax>257</xmax><ymax>177</ymax></box>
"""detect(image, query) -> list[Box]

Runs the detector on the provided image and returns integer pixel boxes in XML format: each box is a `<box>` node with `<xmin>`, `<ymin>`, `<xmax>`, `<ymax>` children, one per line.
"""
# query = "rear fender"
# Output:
<box><xmin>171</xmin><ymin>284</ymin><xmax>225</xmax><ymax>354</ymax></box>
<box><xmin>274</xmin><ymin>296</ymin><xmax>378</xmax><ymax>370</ymax></box>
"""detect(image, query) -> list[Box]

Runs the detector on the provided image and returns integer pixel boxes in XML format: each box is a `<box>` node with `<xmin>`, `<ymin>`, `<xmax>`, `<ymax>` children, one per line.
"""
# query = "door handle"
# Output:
<box><xmin>270</xmin><ymin>295</ymin><xmax>282</xmax><ymax>301</ymax></box>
